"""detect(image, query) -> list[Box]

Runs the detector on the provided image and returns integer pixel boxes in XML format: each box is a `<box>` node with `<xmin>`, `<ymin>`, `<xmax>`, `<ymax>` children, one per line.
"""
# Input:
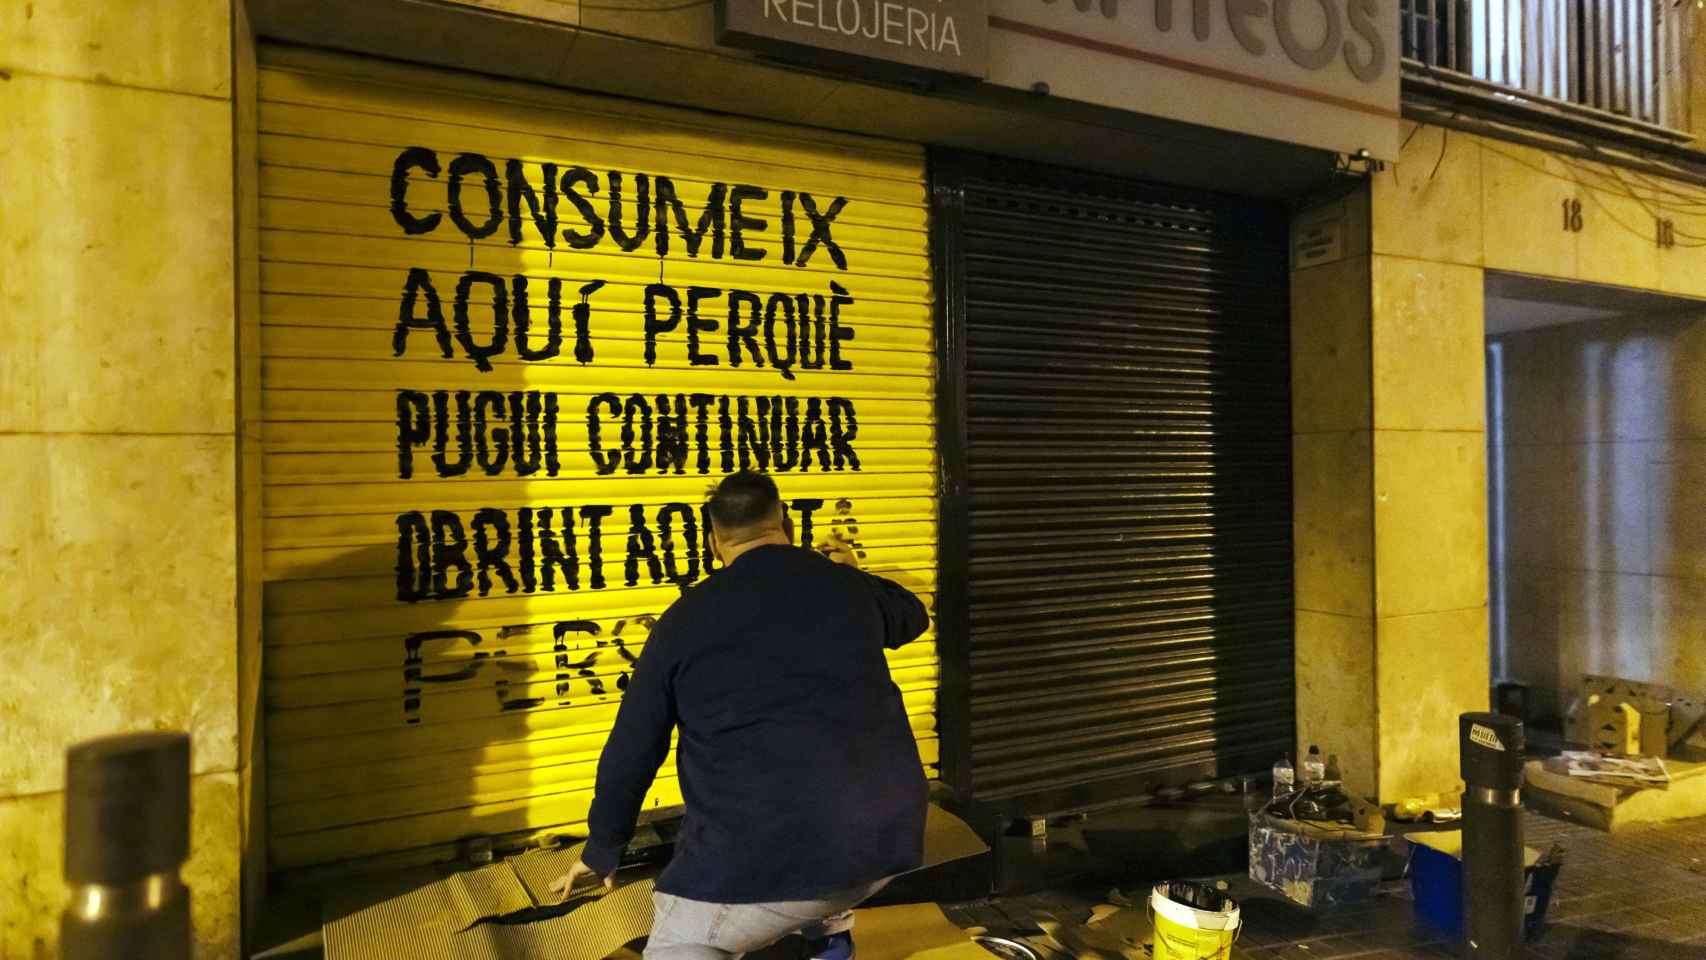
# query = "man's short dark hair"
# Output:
<box><xmin>707</xmin><ymin>471</ymin><xmax>782</xmax><ymax>531</ymax></box>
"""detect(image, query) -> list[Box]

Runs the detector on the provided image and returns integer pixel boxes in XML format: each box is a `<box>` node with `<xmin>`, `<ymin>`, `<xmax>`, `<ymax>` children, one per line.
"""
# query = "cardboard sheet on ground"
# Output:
<box><xmin>322</xmin><ymin>863</ymin><xmax>537</xmax><ymax>960</ymax></box>
<box><xmin>324</xmin><ymin>805</ymin><xmax>988</xmax><ymax>960</ymax></box>
<box><xmin>1086</xmin><ymin>905</ymin><xmax>1153</xmax><ymax>954</ymax></box>
<box><xmin>457</xmin><ymin>879</ymin><xmax>661</xmax><ymax>960</ymax></box>
<box><xmin>847</xmin><ymin>904</ymin><xmax>969</xmax><ymax>960</ymax></box>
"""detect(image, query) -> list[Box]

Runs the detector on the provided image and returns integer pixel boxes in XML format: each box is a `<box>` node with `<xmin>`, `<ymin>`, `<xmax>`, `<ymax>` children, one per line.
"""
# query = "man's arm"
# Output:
<box><xmin>863</xmin><ymin>572</ymin><xmax>929</xmax><ymax>650</ymax></box>
<box><xmin>581</xmin><ymin>638</ymin><xmax>676</xmax><ymax>877</ymax></box>
<box><xmin>820</xmin><ymin>533</ymin><xmax>930</xmax><ymax>649</ymax></box>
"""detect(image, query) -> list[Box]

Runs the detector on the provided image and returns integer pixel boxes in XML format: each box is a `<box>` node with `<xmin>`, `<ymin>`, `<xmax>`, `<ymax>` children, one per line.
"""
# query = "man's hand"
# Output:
<box><xmin>547</xmin><ymin>860</ymin><xmax>615</xmax><ymax>902</ymax></box>
<box><xmin>819</xmin><ymin>532</ymin><xmax>860</xmax><ymax>569</ymax></box>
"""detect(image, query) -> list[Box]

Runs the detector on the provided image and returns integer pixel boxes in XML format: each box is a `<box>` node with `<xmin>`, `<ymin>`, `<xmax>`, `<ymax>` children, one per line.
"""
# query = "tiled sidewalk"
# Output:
<box><xmin>258</xmin><ymin>809</ymin><xmax>1706</xmax><ymax>959</ymax></box>
<box><xmin>947</xmin><ymin>811</ymin><xmax>1706</xmax><ymax>960</ymax></box>
<box><xmin>1227</xmin><ymin>812</ymin><xmax>1706</xmax><ymax>960</ymax></box>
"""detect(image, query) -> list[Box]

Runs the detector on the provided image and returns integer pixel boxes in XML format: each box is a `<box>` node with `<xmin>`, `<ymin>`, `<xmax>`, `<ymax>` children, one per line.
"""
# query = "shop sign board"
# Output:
<box><xmin>984</xmin><ymin>0</ymin><xmax>1401</xmax><ymax>158</ymax></box>
<box><xmin>717</xmin><ymin>0</ymin><xmax>990</xmax><ymax>77</ymax></box>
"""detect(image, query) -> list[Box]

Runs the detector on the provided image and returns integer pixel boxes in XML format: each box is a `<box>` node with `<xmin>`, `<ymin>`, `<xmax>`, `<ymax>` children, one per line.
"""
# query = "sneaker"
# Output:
<box><xmin>806</xmin><ymin>931</ymin><xmax>855</xmax><ymax>960</ymax></box>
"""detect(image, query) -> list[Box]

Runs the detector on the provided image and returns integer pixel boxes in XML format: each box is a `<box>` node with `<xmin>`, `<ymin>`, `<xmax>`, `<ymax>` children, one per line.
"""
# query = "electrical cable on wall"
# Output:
<box><xmin>1403</xmin><ymin>96</ymin><xmax>1706</xmax><ymax>195</ymax></box>
<box><xmin>1359</xmin><ymin>110</ymin><xmax>1706</xmax><ymax>249</ymax></box>
<box><xmin>1430</xmin><ymin>127</ymin><xmax>1449</xmax><ymax>182</ymax></box>
<box><xmin>1621</xmin><ymin>166</ymin><xmax>1706</xmax><ymax>209</ymax></box>
<box><xmin>1389</xmin><ymin>112</ymin><xmax>1464</xmax><ymax>188</ymax></box>
<box><xmin>1600</xmin><ymin>163</ymin><xmax>1706</xmax><ymax>247</ymax></box>
<box><xmin>1479</xmin><ymin>139</ymin><xmax>1706</xmax><ymax>247</ymax></box>
<box><xmin>1573</xmin><ymin>158</ymin><xmax>1706</xmax><ymax>246</ymax></box>
<box><xmin>1390</xmin><ymin>122</ymin><xmax>1427</xmax><ymax>188</ymax></box>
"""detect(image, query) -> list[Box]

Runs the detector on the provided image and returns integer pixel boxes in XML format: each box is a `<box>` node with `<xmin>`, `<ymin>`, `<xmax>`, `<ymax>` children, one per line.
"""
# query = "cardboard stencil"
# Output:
<box><xmin>324</xmin><ymin>805</ymin><xmax>989</xmax><ymax>960</ymax></box>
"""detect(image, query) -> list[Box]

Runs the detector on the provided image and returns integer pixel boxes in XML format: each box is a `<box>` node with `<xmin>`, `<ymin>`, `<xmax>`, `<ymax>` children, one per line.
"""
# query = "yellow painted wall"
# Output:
<box><xmin>0</xmin><ymin>1</ymin><xmax>250</xmax><ymax>957</ymax></box>
<box><xmin>255</xmin><ymin>48</ymin><xmax>938</xmax><ymax>872</ymax></box>
<box><xmin>1295</xmin><ymin>119</ymin><xmax>1706</xmax><ymax>803</ymax></box>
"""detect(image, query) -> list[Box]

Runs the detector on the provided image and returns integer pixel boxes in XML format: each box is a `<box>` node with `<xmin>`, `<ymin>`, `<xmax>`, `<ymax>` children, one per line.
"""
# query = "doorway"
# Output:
<box><xmin>1484</xmin><ymin>272</ymin><xmax>1706</xmax><ymax>739</ymax></box>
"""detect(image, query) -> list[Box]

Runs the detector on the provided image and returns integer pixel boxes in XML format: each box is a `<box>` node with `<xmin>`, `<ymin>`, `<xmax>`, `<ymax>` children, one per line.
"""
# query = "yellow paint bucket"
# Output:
<box><xmin>1149</xmin><ymin>881</ymin><xmax>1242</xmax><ymax>960</ymax></box>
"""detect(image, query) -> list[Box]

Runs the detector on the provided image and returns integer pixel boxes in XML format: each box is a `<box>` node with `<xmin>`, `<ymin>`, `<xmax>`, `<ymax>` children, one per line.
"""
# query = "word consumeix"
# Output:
<box><xmin>388</xmin><ymin>148</ymin><xmax>869</xmax><ymax>600</ymax></box>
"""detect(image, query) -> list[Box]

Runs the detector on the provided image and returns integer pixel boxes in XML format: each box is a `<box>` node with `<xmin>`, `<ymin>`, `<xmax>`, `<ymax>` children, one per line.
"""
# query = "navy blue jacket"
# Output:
<box><xmin>582</xmin><ymin>544</ymin><xmax>930</xmax><ymax>902</ymax></box>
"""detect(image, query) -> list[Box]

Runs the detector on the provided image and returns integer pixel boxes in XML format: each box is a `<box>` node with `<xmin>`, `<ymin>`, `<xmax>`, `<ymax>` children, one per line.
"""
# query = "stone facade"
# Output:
<box><xmin>1293</xmin><ymin>121</ymin><xmax>1706</xmax><ymax>803</ymax></box>
<box><xmin>0</xmin><ymin>1</ymin><xmax>259</xmax><ymax>955</ymax></box>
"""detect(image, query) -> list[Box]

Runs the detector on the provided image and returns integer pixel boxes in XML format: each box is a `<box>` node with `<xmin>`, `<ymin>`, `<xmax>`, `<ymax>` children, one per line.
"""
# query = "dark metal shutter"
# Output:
<box><xmin>933</xmin><ymin>152</ymin><xmax>1295</xmax><ymax>817</ymax></box>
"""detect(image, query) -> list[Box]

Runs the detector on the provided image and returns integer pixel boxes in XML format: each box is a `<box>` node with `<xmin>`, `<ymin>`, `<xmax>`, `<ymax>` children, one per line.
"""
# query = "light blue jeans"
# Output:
<box><xmin>643</xmin><ymin>880</ymin><xmax>887</xmax><ymax>959</ymax></box>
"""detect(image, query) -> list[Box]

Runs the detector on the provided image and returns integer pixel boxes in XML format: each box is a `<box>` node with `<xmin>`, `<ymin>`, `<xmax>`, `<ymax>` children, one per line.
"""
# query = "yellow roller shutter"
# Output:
<box><xmin>258</xmin><ymin>47</ymin><xmax>938</xmax><ymax>871</ymax></box>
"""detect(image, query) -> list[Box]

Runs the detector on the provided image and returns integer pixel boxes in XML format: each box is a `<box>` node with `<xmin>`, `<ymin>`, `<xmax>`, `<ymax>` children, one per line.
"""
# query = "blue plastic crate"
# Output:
<box><xmin>1408</xmin><ymin>837</ymin><xmax>1560</xmax><ymax>942</ymax></box>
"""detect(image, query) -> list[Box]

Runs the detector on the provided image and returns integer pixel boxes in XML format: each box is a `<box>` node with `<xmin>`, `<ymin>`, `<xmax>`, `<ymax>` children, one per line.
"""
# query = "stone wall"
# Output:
<box><xmin>1292</xmin><ymin>119</ymin><xmax>1706</xmax><ymax>803</ymax></box>
<box><xmin>0</xmin><ymin>2</ymin><xmax>250</xmax><ymax>956</ymax></box>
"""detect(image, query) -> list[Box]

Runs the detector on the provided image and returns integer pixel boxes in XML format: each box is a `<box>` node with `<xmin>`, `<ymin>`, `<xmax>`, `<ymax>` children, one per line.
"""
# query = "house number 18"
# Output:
<box><xmin>1561</xmin><ymin>198</ymin><xmax>1583</xmax><ymax>232</ymax></box>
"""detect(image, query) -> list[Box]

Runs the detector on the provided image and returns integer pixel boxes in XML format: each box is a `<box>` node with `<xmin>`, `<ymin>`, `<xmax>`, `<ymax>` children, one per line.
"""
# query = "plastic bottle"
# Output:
<box><xmin>1324</xmin><ymin>753</ymin><xmax>1343</xmax><ymax>785</ymax></box>
<box><xmin>1271</xmin><ymin>754</ymin><xmax>1294</xmax><ymax>799</ymax></box>
<box><xmin>1303</xmin><ymin>745</ymin><xmax>1326</xmax><ymax>785</ymax></box>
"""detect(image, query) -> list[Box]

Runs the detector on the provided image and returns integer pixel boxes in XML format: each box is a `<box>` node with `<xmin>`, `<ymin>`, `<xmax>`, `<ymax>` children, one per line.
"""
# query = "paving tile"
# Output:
<box><xmin>1526</xmin><ymin>926</ymin><xmax>1574</xmax><ymax>949</ymax></box>
<box><xmin>1619</xmin><ymin>942</ymin><xmax>1702</xmax><ymax>960</ymax></box>
<box><xmin>1633</xmin><ymin>892</ymin><xmax>1703</xmax><ymax>915</ymax></box>
<box><xmin>1248</xmin><ymin>913</ymin><xmax>1330</xmax><ymax>941</ymax></box>
<box><xmin>1243</xmin><ymin>929</ymin><xmax>1296</xmax><ymax>948</ymax></box>
<box><xmin>1667</xmin><ymin>903</ymin><xmax>1706</xmax><ymax>925</ymax></box>
<box><xmin>1273</xmin><ymin>941</ymin><xmax>1368</xmax><ymax>960</ymax></box>
<box><xmin>1549</xmin><ymin>891</ymin><xmax>1629</xmax><ymax>920</ymax></box>
<box><xmin>1315</xmin><ymin>912</ymin><xmax>1379</xmax><ymax>935</ymax></box>
<box><xmin>1358</xmin><ymin>907</ymin><xmax>1420</xmax><ymax>933</ymax></box>
<box><xmin>1542</xmin><ymin>925</ymin><xmax>1646</xmax><ymax>958</ymax></box>
<box><xmin>1638</xmin><ymin>917</ymin><xmax>1706</xmax><ymax>943</ymax></box>
<box><xmin>968</xmin><ymin>813</ymin><xmax>1706</xmax><ymax>960</ymax></box>
<box><xmin>1239</xmin><ymin>928</ymin><xmax>1287</xmax><ymax>947</ymax></box>
<box><xmin>1581</xmin><ymin>908</ymin><xmax>1669</xmax><ymax>933</ymax></box>
<box><xmin>1333</xmin><ymin>933</ymin><xmax>1416</xmax><ymax>957</ymax></box>
<box><xmin>1300</xmin><ymin>936</ymin><xmax>1379</xmax><ymax>958</ymax></box>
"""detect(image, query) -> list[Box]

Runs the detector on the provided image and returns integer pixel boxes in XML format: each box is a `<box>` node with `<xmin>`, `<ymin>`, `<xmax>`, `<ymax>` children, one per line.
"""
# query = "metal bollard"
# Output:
<box><xmin>1459</xmin><ymin>712</ymin><xmax>1525</xmax><ymax>959</ymax></box>
<box><xmin>61</xmin><ymin>732</ymin><xmax>192</xmax><ymax>960</ymax></box>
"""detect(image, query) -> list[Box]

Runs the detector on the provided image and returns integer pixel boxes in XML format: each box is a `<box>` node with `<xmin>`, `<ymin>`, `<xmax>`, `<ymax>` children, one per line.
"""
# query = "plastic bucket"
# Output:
<box><xmin>1150</xmin><ymin>881</ymin><xmax>1242</xmax><ymax>960</ymax></box>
